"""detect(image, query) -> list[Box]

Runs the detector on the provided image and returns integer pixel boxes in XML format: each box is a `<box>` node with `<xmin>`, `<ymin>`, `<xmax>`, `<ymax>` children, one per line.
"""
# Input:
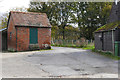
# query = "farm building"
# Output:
<box><xmin>1</xmin><ymin>11</ymin><xmax>51</xmax><ymax>51</ymax></box>
<box><xmin>94</xmin><ymin>2</ymin><xmax>120</xmax><ymax>55</ymax></box>
<box><xmin>0</xmin><ymin>28</ymin><xmax>7</xmax><ymax>51</ymax></box>
<box><xmin>94</xmin><ymin>22</ymin><xmax>120</xmax><ymax>53</ymax></box>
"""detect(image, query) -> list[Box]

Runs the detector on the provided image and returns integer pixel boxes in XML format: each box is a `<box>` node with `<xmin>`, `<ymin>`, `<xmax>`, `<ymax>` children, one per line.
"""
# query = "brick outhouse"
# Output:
<box><xmin>7</xmin><ymin>11</ymin><xmax>51</xmax><ymax>51</ymax></box>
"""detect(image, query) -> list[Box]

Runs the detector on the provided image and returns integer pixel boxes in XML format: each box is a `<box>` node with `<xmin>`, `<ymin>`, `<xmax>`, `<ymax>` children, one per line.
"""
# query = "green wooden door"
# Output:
<box><xmin>30</xmin><ymin>28</ymin><xmax>38</xmax><ymax>44</ymax></box>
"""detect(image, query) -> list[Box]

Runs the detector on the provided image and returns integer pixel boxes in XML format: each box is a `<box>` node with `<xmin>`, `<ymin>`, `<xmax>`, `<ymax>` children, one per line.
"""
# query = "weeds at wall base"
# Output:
<box><xmin>92</xmin><ymin>49</ymin><xmax>120</xmax><ymax>60</ymax></box>
<box><xmin>2</xmin><ymin>48</ymin><xmax>53</xmax><ymax>53</ymax></box>
<box><xmin>51</xmin><ymin>44</ymin><xmax>94</xmax><ymax>50</ymax></box>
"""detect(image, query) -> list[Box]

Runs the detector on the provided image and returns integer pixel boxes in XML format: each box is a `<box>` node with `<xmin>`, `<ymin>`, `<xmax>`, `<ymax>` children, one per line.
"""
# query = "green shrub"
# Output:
<box><xmin>8</xmin><ymin>48</ymin><xmax>16</xmax><ymax>52</ymax></box>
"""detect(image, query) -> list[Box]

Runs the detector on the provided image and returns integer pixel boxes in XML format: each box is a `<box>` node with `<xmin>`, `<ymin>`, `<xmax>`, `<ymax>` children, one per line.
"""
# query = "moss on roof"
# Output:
<box><xmin>95</xmin><ymin>21</ymin><xmax>120</xmax><ymax>32</ymax></box>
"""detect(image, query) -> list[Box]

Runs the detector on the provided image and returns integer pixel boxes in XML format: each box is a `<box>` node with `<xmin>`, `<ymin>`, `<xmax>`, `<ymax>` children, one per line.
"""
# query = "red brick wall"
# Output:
<box><xmin>8</xmin><ymin>19</ymin><xmax>51</xmax><ymax>51</ymax></box>
<box><xmin>16</xmin><ymin>27</ymin><xmax>29</xmax><ymax>51</ymax></box>
<box><xmin>7</xmin><ymin>16</ymin><xmax>17</xmax><ymax>51</ymax></box>
<box><xmin>38</xmin><ymin>28</ymin><xmax>51</xmax><ymax>49</ymax></box>
<box><xmin>0</xmin><ymin>32</ymin><xmax>1</xmax><ymax>51</ymax></box>
<box><xmin>16</xmin><ymin>27</ymin><xmax>51</xmax><ymax>51</ymax></box>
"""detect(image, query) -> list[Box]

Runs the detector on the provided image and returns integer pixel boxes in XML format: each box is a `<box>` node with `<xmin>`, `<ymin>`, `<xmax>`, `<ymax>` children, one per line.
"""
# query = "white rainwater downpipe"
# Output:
<box><xmin>112</xmin><ymin>29</ymin><xmax>115</xmax><ymax>53</ymax></box>
<box><xmin>115</xmin><ymin>0</ymin><xmax>118</xmax><ymax>5</ymax></box>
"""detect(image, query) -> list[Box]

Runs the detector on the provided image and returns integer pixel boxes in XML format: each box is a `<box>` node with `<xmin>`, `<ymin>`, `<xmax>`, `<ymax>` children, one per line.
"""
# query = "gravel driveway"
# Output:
<box><xmin>2</xmin><ymin>47</ymin><xmax>118</xmax><ymax>78</ymax></box>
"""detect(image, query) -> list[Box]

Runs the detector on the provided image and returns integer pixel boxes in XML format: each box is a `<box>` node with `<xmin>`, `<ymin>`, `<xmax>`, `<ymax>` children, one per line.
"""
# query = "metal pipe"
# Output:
<box><xmin>16</xmin><ymin>28</ymin><xmax>17</xmax><ymax>51</ymax></box>
<box><xmin>112</xmin><ymin>29</ymin><xmax>114</xmax><ymax>53</ymax></box>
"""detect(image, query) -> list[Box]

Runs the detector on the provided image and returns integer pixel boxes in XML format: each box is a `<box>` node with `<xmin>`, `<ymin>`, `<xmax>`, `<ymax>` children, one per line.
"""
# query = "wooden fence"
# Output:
<box><xmin>51</xmin><ymin>39</ymin><xmax>94</xmax><ymax>47</ymax></box>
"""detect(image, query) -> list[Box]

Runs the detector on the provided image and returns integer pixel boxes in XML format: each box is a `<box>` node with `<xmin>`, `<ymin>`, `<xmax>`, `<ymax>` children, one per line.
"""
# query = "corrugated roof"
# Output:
<box><xmin>95</xmin><ymin>21</ymin><xmax>120</xmax><ymax>32</ymax></box>
<box><xmin>10</xmin><ymin>11</ymin><xmax>51</xmax><ymax>27</ymax></box>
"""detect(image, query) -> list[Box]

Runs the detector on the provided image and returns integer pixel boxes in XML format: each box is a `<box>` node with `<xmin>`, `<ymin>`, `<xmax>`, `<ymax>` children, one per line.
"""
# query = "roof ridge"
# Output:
<box><xmin>10</xmin><ymin>11</ymin><xmax>46</xmax><ymax>15</ymax></box>
<box><xmin>8</xmin><ymin>11</ymin><xmax>51</xmax><ymax>28</ymax></box>
<box><xmin>95</xmin><ymin>21</ymin><xmax>120</xmax><ymax>32</ymax></box>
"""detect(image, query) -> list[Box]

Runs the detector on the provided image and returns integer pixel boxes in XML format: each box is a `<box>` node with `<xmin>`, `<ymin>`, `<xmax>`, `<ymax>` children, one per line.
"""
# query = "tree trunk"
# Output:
<box><xmin>63</xmin><ymin>26</ymin><xmax>65</xmax><ymax>40</ymax></box>
<box><xmin>78</xmin><ymin>21</ymin><xmax>81</xmax><ymax>38</ymax></box>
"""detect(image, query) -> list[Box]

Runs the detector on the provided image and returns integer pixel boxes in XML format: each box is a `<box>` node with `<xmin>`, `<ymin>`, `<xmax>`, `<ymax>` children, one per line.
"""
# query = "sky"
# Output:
<box><xmin>0</xmin><ymin>0</ymin><xmax>118</xmax><ymax>13</ymax></box>
<box><xmin>0</xmin><ymin>0</ymin><xmax>30</xmax><ymax>13</ymax></box>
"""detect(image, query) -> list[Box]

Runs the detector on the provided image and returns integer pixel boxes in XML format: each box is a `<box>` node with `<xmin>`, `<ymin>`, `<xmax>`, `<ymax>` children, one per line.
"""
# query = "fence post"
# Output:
<box><xmin>51</xmin><ymin>38</ymin><xmax>54</xmax><ymax>45</ymax></box>
<box><xmin>72</xmin><ymin>40</ymin><xmax>73</xmax><ymax>45</ymax></box>
<box><xmin>68</xmin><ymin>40</ymin><xmax>69</xmax><ymax>46</ymax></box>
<box><xmin>86</xmin><ymin>40</ymin><xmax>88</xmax><ymax>45</ymax></box>
<box><xmin>91</xmin><ymin>39</ymin><xmax>92</xmax><ymax>43</ymax></box>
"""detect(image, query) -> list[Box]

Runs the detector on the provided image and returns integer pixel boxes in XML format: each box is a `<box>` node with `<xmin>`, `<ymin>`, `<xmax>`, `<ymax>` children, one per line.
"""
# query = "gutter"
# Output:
<box><xmin>15</xmin><ymin>25</ymin><xmax>52</xmax><ymax>28</ymax></box>
<box><xmin>16</xmin><ymin>28</ymin><xmax>17</xmax><ymax>51</ymax></box>
<box><xmin>95</xmin><ymin>28</ymin><xmax>116</xmax><ymax>33</ymax></box>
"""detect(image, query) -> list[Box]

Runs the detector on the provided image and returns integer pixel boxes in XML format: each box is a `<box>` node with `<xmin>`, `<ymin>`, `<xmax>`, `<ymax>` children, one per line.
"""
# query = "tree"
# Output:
<box><xmin>70</xmin><ymin>2</ymin><xmax>112</xmax><ymax>40</ymax></box>
<box><xmin>51</xmin><ymin>2</ymin><xmax>73</xmax><ymax>39</ymax></box>
<box><xmin>0</xmin><ymin>7</ymin><xmax>27</xmax><ymax>29</ymax></box>
<box><xmin>84</xmin><ymin>2</ymin><xmax>112</xmax><ymax>39</ymax></box>
<box><xmin>28</xmin><ymin>2</ymin><xmax>73</xmax><ymax>39</ymax></box>
<box><xmin>28</xmin><ymin>1</ymin><xmax>112</xmax><ymax>40</ymax></box>
<box><xmin>69</xmin><ymin>2</ymin><xmax>88</xmax><ymax>39</ymax></box>
<box><xmin>28</xmin><ymin>2</ymin><xmax>55</xmax><ymax>25</ymax></box>
<box><xmin>0</xmin><ymin>13</ymin><xmax>8</xmax><ymax>29</ymax></box>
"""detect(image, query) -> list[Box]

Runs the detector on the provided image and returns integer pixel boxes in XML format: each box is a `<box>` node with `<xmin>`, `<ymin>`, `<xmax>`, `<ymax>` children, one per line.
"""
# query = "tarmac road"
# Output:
<box><xmin>1</xmin><ymin>47</ymin><xmax>118</xmax><ymax>78</ymax></box>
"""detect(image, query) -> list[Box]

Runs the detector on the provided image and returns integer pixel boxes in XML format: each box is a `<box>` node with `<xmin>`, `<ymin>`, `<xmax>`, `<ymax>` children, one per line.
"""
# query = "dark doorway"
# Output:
<box><xmin>102</xmin><ymin>32</ymin><xmax>104</xmax><ymax>50</ymax></box>
<box><xmin>2</xmin><ymin>31</ymin><xmax>7</xmax><ymax>51</ymax></box>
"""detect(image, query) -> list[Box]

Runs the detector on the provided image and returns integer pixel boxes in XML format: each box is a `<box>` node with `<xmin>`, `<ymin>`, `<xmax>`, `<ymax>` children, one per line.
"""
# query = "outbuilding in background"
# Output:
<box><xmin>94</xmin><ymin>2</ymin><xmax>120</xmax><ymax>55</ymax></box>
<box><xmin>94</xmin><ymin>21</ymin><xmax>120</xmax><ymax>54</ymax></box>
<box><xmin>0</xmin><ymin>28</ymin><xmax>7</xmax><ymax>51</ymax></box>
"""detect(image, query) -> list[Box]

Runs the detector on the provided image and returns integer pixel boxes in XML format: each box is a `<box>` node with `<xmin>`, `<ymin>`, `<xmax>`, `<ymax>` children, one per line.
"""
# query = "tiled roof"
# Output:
<box><xmin>10</xmin><ymin>11</ymin><xmax>51</xmax><ymax>27</ymax></box>
<box><xmin>95</xmin><ymin>21</ymin><xmax>120</xmax><ymax>32</ymax></box>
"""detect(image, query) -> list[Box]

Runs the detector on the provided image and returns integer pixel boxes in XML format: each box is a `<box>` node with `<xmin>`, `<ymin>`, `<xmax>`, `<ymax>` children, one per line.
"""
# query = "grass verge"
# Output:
<box><xmin>52</xmin><ymin>44</ymin><xmax>95</xmax><ymax>50</ymax></box>
<box><xmin>51</xmin><ymin>44</ymin><xmax>84</xmax><ymax>48</ymax></box>
<box><xmin>82</xmin><ymin>45</ymin><xmax>95</xmax><ymax>50</ymax></box>
<box><xmin>92</xmin><ymin>49</ymin><xmax>120</xmax><ymax>60</ymax></box>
